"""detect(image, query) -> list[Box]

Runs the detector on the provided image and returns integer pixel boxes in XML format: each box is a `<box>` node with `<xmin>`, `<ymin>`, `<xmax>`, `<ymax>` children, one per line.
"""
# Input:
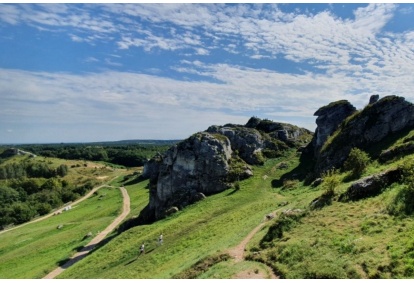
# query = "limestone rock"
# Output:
<box><xmin>316</xmin><ymin>96</ymin><xmax>414</xmax><ymax>173</ymax></box>
<box><xmin>140</xmin><ymin>117</ymin><xmax>312</xmax><ymax>223</ymax></box>
<box><xmin>206</xmin><ymin>125</ymin><xmax>265</xmax><ymax>164</ymax></box>
<box><xmin>310</xmin><ymin>100</ymin><xmax>356</xmax><ymax>156</ymax></box>
<box><xmin>339</xmin><ymin>168</ymin><xmax>402</xmax><ymax>202</ymax></box>
<box><xmin>144</xmin><ymin>132</ymin><xmax>234</xmax><ymax>220</ymax></box>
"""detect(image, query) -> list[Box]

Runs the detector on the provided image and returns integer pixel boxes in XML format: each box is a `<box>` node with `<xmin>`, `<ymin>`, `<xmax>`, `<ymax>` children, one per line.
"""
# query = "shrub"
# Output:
<box><xmin>388</xmin><ymin>159</ymin><xmax>414</xmax><ymax>216</ymax></box>
<box><xmin>343</xmin><ymin>148</ymin><xmax>370</xmax><ymax>178</ymax></box>
<box><xmin>321</xmin><ymin>169</ymin><xmax>340</xmax><ymax>197</ymax></box>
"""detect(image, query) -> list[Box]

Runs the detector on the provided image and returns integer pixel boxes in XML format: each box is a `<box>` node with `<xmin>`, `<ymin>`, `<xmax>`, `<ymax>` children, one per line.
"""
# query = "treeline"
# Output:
<box><xmin>0</xmin><ymin>162</ymin><xmax>68</xmax><ymax>180</ymax></box>
<box><xmin>0</xmin><ymin>176</ymin><xmax>96</xmax><ymax>229</ymax></box>
<box><xmin>17</xmin><ymin>144</ymin><xmax>174</xmax><ymax>167</ymax></box>
<box><xmin>0</xmin><ymin>159</ymin><xmax>99</xmax><ymax>229</ymax></box>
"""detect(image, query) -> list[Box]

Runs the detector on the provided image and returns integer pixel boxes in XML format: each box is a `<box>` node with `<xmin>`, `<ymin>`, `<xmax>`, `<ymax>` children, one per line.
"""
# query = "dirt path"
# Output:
<box><xmin>43</xmin><ymin>186</ymin><xmax>130</xmax><ymax>279</ymax></box>
<box><xmin>0</xmin><ymin>183</ymin><xmax>114</xmax><ymax>236</ymax></box>
<box><xmin>227</xmin><ymin>211</ymin><xmax>280</xmax><ymax>279</ymax></box>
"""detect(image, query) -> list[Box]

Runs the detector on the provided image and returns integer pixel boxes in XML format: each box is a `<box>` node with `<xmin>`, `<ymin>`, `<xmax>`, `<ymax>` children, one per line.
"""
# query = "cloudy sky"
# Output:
<box><xmin>1</xmin><ymin>3</ymin><xmax>414</xmax><ymax>143</ymax></box>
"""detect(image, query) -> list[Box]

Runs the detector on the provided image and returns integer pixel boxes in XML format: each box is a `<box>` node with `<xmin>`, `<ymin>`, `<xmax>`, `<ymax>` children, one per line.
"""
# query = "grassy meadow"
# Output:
<box><xmin>0</xmin><ymin>185</ymin><xmax>123</xmax><ymax>278</ymax></box>
<box><xmin>2</xmin><ymin>126</ymin><xmax>414</xmax><ymax>279</ymax></box>
<box><xmin>57</xmin><ymin>151</ymin><xmax>301</xmax><ymax>279</ymax></box>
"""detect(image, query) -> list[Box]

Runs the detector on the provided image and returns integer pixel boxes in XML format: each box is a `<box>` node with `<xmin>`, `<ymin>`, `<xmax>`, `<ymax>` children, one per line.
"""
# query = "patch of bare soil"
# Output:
<box><xmin>233</xmin><ymin>269</ymin><xmax>268</xmax><ymax>279</ymax></box>
<box><xmin>96</xmin><ymin>176</ymin><xmax>109</xmax><ymax>180</ymax></box>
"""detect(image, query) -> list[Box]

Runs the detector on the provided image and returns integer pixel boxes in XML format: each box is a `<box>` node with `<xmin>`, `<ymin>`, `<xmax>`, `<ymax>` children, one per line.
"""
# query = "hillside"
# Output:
<box><xmin>2</xmin><ymin>95</ymin><xmax>414</xmax><ymax>279</ymax></box>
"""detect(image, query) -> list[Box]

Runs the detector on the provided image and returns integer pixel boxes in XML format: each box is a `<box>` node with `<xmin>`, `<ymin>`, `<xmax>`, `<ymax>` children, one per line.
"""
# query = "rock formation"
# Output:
<box><xmin>308</xmin><ymin>100</ymin><xmax>356</xmax><ymax>156</ymax></box>
<box><xmin>144</xmin><ymin>132</ymin><xmax>235</xmax><ymax>220</ymax></box>
<box><xmin>314</xmin><ymin>95</ymin><xmax>414</xmax><ymax>173</ymax></box>
<box><xmin>139</xmin><ymin>117</ymin><xmax>312</xmax><ymax>222</ymax></box>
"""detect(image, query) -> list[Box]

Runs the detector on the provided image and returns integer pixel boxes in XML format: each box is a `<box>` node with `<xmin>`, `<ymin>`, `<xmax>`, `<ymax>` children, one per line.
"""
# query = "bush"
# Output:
<box><xmin>321</xmin><ymin>169</ymin><xmax>340</xmax><ymax>197</ymax></box>
<box><xmin>388</xmin><ymin>160</ymin><xmax>414</xmax><ymax>216</ymax></box>
<box><xmin>343</xmin><ymin>148</ymin><xmax>370</xmax><ymax>178</ymax></box>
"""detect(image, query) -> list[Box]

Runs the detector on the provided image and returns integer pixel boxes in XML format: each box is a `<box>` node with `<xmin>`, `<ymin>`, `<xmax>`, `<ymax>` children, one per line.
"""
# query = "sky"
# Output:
<box><xmin>1</xmin><ymin>3</ymin><xmax>414</xmax><ymax>144</ymax></box>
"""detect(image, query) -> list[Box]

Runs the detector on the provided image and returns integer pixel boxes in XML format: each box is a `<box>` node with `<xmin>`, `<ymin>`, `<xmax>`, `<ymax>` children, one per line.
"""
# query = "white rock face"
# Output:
<box><xmin>147</xmin><ymin>132</ymin><xmax>234</xmax><ymax>219</ymax></box>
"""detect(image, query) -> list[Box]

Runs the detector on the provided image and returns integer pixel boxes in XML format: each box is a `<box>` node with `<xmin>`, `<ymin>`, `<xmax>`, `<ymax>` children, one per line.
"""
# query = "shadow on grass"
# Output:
<box><xmin>124</xmin><ymin>248</ymin><xmax>157</xmax><ymax>265</ymax></box>
<box><xmin>226</xmin><ymin>188</ymin><xmax>240</xmax><ymax>196</ymax></box>
<box><xmin>123</xmin><ymin>175</ymin><xmax>147</xmax><ymax>186</ymax></box>
<box><xmin>272</xmin><ymin>152</ymin><xmax>315</xmax><ymax>188</ymax></box>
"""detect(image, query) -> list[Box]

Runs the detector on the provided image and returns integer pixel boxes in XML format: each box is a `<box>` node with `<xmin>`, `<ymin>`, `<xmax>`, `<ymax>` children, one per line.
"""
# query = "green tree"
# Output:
<box><xmin>56</xmin><ymin>164</ymin><xmax>68</xmax><ymax>177</ymax></box>
<box><xmin>34</xmin><ymin>202</ymin><xmax>52</xmax><ymax>216</ymax></box>
<box><xmin>10</xmin><ymin>202</ymin><xmax>35</xmax><ymax>224</ymax></box>
<box><xmin>0</xmin><ymin>186</ymin><xmax>20</xmax><ymax>203</ymax></box>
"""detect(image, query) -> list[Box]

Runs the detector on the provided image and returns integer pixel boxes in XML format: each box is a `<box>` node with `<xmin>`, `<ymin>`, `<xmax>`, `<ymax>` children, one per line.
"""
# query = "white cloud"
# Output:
<box><xmin>3</xmin><ymin>54</ymin><xmax>414</xmax><ymax>142</ymax></box>
<box><xmin>2</xmin><ymin>4</ymin><xmax>414</xmax><ymax>142</ymax></box>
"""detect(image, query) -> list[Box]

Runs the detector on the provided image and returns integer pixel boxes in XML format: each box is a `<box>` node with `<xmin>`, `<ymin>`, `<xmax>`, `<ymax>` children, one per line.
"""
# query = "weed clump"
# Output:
<box><xmin>310</xmin><ymin>169</ymin><xmax>340</xmax><ymax>210</ymax></box>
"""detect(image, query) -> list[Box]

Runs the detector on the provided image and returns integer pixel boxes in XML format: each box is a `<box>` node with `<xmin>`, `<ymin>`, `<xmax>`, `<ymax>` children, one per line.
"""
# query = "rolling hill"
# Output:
<box><xmin>2</xmin><ymin>95</ymin><xmax>414</xmax><ymax>279</ymax></box>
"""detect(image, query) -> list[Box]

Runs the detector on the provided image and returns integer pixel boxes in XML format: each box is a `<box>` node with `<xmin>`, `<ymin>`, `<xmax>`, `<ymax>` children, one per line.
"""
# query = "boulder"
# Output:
<box><xmin>339</xmin><ymin>168</ymin><xmax>402</xmax><ymax>202</ymax></box>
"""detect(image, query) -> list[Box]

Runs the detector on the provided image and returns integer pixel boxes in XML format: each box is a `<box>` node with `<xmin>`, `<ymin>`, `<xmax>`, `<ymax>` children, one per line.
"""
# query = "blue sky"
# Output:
<box><xmin>1</xmin><ymin>3</ymin><xmax>414</xmax><ymax>143</ymax></box>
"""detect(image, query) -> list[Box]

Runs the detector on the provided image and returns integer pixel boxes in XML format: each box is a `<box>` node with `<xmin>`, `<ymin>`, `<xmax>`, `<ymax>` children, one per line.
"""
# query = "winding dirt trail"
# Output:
<box><xmin>227</xmin><ymin>211</ymin><xmax>281</xmax><ymax>279</ymax></box>
<box><xmin>43</xmin><ymin>186</ymin><xmax>130</xmax><ymax>279</ymax></box>
<box><xmin>0</xmin><ymin>183</ymin><xmax>113</xmax><ymax>236</ymax></box>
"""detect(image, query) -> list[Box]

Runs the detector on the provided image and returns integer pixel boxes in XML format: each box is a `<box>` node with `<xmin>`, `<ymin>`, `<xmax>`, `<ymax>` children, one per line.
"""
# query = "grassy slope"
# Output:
<box><xmin>57</xmin><ymin>151</ymin><xmax>301</xmax><ymax>279</ymax></box>
<box><xmin>59</xmin><ymin>129</ymin><xmax>414</xmax><ymax>279</ymax></box>
<box><xmin>3</xmin><ymin>126</ymin><xmax>414</xmax><ymax>279</ymax></box>
<box><xmin>0</xmin><ymin>186</ymin><xmax>122</xmax><ymax>278</ymax></box>
<box><xmin>0</xmin><ymin>155</ymin><xmax>139</xmax><ymax>279</ymax></box>
<box><xmin>247</xmin><ymin>130</ymin><xmax>414</xmax><ymax>279</ymax></box>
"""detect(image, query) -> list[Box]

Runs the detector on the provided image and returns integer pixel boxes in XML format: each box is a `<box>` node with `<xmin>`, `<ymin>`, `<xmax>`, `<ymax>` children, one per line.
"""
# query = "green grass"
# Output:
<box><xmin>0</xmin><ymin>186</ymin><xmax>123</xmax><ymax>278</ymax></box>
<box><xmin>56</xmin><ymin>153</ymin><xmax>297</xmax><ymax>278</ymax></box>
<box><xmin>3</xmin><ymin>126</ymin><xmax>414</xmax><ymax>279</ymax></box>
<box><xmin>250</xmin><ymin>148</ymin><xmax>414</xmax><ymax>278</ymax></box>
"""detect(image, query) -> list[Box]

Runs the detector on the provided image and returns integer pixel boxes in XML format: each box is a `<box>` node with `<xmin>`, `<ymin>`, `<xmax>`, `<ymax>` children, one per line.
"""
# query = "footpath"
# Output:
<box><xmin>43</xmin><ymin>186</ymin><xmax>130</xmax><ymax>279</ymax></box>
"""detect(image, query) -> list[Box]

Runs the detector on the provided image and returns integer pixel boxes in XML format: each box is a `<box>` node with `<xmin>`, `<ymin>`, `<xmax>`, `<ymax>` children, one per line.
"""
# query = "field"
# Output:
<box><xmin>0</xmin><ymin>185</ymin><xmax>122</xmax><ymax>278</ymax></box>
<box><xmin>56</xmin><ymin>150</ymin><xmax>303</xmax><ymax>278</ymax></box>
<box><xmin>2</xmin><ymin>130</ymin><xmax>414</xmax><ymax>278</ymax></box>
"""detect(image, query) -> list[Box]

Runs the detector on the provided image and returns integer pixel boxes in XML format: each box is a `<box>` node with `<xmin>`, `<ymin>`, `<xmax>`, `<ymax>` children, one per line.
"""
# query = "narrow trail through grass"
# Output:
<box><xmin>43</xmin><ymin>186</ymin><xmax>130</xmax><ymax>279</ymax></box>
<box><xmin>226</xmin><ymin>209</ymin><xmax>280</xmax><ymax>279</ymax></box>
<box><xmin>0</xmin><ymin>176</ymin><xmax>120</xmax><ymax>236</ymax></box>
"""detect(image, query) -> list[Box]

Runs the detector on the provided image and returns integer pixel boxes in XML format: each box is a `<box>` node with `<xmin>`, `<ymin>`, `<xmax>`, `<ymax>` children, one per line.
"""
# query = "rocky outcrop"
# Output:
<box><xmin>369</xmin><ymin>94</ymin><xmax>380</xmax><ymax>105</ymax></box>
<box><xmin>144</xmin><ymin>132</ymin><xmax>234</xmax><ymax>220</ymax></box>
<box><xmin>206</xmin><ymin>125</ymin><xmax>266</xmax><ymax>164</ymax></box>
<box><xmin>315</xmin><ymin>96</ymin><xmax>414</xmax><ymax>173</ymax></box>
<box><xmin>245</xmin><ymin>117</ymin><xmax>312</xmax><ymax>142</ymax></box>
<box><xmin>207</xmin><ymin>117</ymin><xmax>312</xmax><ymax>165</ymax></box>
<box><xmin>141</xmin><ymin>153</ymin><xmax>162</xmax><ymax>180</ymax></box>
<box><xmin>139</xmin><ymin>117</ymin><xmax>312</xmax><ymax>223</ymax></box>
<box><xmin>309</xmin><ymin>100</ymin><xmax>356</xmax><ymax>156</ymax></box>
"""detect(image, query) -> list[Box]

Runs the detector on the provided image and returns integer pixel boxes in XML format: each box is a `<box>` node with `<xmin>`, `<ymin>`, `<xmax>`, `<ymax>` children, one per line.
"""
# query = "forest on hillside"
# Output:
<box><xmin>7</xmin><ymin>142</ymin><xmax>177</xmax><ymax>167</ymax></box>
<box><xmin>0</xmin><ymin>141</ymin><xmax>175</xmax><ymax>230</ymax></box>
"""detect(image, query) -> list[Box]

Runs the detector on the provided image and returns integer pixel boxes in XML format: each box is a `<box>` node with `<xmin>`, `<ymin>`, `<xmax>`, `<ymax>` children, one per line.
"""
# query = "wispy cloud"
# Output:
<box><xmin>1</xmin><ymin>3</ymin><xmax>414</xmax><ymax>143</ymax></box>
